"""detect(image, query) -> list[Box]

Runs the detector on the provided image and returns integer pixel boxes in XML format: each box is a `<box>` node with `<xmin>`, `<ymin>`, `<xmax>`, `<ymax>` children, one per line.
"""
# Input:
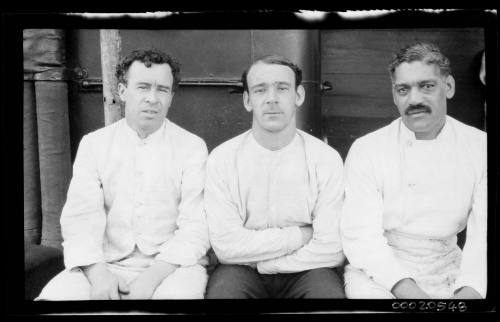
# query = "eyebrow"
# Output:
<box><xmin>393</xmin><ymin>79</ymin><xmax>437</xmax><ymax>87</ymax></box>
<box><xmin>135</xmin><ymin>82</ymin><xmax>171</xmax><ymax>90</ymax></box>
<box><xmin>249</xmin><ymin>81</ymin><xmax>291</xmax><ymax>90</ymax></box>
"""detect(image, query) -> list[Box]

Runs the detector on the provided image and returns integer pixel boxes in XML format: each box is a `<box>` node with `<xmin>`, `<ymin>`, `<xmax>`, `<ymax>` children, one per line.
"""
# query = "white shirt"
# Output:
<box><xmin>60</xmin><ymin>119</ymin><xmax>210</xmax><ymax>270</ymax></box>
<box><xmin>341</xmin><ymin>116</ymin><xmax>487</xmax><ymax>298</ymax></box>
<box><xmin>205</xmin><ymin>130</ymin><xmax>345</xmax><ymax>274</ymax></box>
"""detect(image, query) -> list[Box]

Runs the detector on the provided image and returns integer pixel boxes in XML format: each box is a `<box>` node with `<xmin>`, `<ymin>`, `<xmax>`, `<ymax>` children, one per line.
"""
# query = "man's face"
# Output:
<box><xmin>392</xmin><ymin>61</ymin><xmax>455</xmax><ymax>139</ymax></box>
<box><xmin>243</xmin><ymin>62</ymin><xmax>305</xmax><ymax>134</ymax></box>
<box><xmin>119</xmin><ymin>61</ymin><xmax>174</xmax><ymax>136</ymax></box>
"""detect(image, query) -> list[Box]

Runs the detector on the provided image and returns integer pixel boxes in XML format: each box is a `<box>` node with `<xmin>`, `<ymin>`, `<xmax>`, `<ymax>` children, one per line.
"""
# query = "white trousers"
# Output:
<box><xmin>36</xmin><ymin>263</ymin><xmax>208</xmax><ymax>300</ymax></box>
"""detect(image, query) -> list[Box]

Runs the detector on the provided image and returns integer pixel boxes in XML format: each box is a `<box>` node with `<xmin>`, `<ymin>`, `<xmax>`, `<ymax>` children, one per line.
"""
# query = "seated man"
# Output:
<box><xmin>204</xmin><ymin>55</ymin><xmax>346</xmax><ymax>298</ymax></box>
<box><xmin>37</xmin><ymin>48</ymin><xmax>210</xmax><ymax>300</ymax></box>
<box><xmin>341</xmin><ymin>43</ymin><xmax>487</xmax><ymax>299</ymax></box>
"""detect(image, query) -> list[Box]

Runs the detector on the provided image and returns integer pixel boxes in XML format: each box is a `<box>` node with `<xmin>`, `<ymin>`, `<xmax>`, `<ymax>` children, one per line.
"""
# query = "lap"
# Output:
<box><xmin>37</xmin><ymin>264</ymin><xmax>208</xmax><ymax>300</ymax></box>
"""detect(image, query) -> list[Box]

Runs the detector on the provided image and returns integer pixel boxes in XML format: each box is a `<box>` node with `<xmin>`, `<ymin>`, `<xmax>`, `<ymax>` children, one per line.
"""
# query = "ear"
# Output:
<box><xmin>118</xmin><ymin>83</ymin><xmax>127</xmax><ymax>101</ymax></box>
<box><xmin>243</xmin><ymin>91</ymin><xmax>253</xmax><ymax>112</ymax></box>
<box><xmin>295</xmin><ymin>85</ymin><xmax>306</xmax><ymax>107</ymax></box>
<box><xmin>445</xmin><ymin>75</ymin><xmax>455</xmax><ymax>99</ymax></box>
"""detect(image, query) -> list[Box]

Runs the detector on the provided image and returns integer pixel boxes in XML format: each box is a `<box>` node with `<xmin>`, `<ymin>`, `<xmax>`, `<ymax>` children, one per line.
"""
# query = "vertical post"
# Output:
<box><xmin>100</xmin><ymin>29</ymin><xmax>122</xmax><ymax>125</ymax></box>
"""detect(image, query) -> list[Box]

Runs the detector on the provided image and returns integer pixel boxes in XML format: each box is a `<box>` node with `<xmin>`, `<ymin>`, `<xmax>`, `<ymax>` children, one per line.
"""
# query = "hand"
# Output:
<box><xmin>121</xmin><ymin>276</ymin><xmax>156</xmax><ymax>300</ymax></box>
<box><xmin>391</xmin><ymin>278</ymin><xmax>430</xmax><ymax>299</ymax></box>
<box><xmin>450</xmin><ymin>286</ymin><xmax>482</xmax><ymax>299</ymax></box>
<box><xmin>299</xmin><ymin>225</ymin><xmax>313</xmax><ymax>246</ymax></box>
<box><xmin>197</xmin><ymin>255</ymin><xmax>210</xmax><ymax>267</ymax></box>
<box><xmin>82</xmin><ymin>262</ymin><xmax>129</xmax><ymax>300</ymax></box>
<box><xmin>121</xmin><ymin>260</ymin><xmax>178</xmax><ymax>300</ymax></box>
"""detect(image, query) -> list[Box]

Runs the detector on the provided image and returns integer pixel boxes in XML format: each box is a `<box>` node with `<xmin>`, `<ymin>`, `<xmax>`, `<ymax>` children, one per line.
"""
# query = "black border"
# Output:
<box><xmin>2</xmin><ymin>9</ymin><xmax>498</xmax><ymax>316</ymax></box>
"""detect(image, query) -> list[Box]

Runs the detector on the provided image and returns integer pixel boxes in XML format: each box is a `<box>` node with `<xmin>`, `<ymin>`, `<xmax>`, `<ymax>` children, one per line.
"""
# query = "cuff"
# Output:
<box><xmin>62</xmin><ymin>239</ymin><xmax>105</xmax><ymax>271</ymax></box>
<box><xmin>156</xmin><ymin>238</ymin><xmax>207</xmax><ymax>266</ymax></box>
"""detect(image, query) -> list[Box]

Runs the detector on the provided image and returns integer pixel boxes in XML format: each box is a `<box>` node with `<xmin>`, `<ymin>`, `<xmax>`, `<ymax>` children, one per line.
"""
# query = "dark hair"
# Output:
<box><xmin>241</xmin><ymin>55</ymin><xmax>302</xmax><ymax>92</ymax></box>
<box><xmin>116</xmin><ymin>48</ymin><xmax>181</xmax><ymax>91</ymax></box>
<box><xmin>388</xmin><ymin>43</ymin><xmax>451</xmax><ymax>81</ymax></box>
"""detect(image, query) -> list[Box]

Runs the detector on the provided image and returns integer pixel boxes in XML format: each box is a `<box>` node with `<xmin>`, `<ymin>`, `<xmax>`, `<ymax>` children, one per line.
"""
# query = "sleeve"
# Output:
<box><xmin>204</xmin><ymin>150</ymin><xmax>304</xmax><ymax>264</ymax></box>
<box><xmin>60</xmin><ymin>134</ymin><xmax>107</xmax><ymax>270</ymax></box>
<box><xmin>257</xmin><ymin>149</ymin><xmax>346</xmax><ymax>274</ymax></box>
<box><xmin>155</xmin><ymin>139</ymin><xmax>211</xmax><ymax>266</ymax></box>
<box><xmin>340</xmin><ymin>140</ymin><xmax>413</xmax><ymax>290</ymax></box>
<box><xmin>454</xmin><ymin>135</ymin><xmax>487</xmax><ymax>298</ymax></box>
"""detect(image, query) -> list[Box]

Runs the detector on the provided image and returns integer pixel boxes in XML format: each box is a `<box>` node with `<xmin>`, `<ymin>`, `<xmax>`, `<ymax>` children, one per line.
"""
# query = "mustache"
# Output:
<box><xmin>405</xmin><ymin>104</ymin><xmax>431</xmax><ymax>115</ymax></box>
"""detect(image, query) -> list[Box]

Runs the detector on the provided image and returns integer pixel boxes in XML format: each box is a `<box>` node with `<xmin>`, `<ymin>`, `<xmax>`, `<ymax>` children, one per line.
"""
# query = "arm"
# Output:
<box><xmin>155</xmin><ymin>139</ymin><xmax>211</xmax><ymax>266</ymax></box>
<box><xmin>205</xmin><ymin>151</ymin><xmax>305</xmax><ymax>264</ymax></box>
<box><xmin>256</xmin><ymin>150</ymin><xmax>345</xmax><ymax>274</ymax></box>
<box><xmin>60</xmin><ymin>134</ymin><xmax>107</xmax><ymax>270</ymax></box>
<box><xmin>340</xmin><ymin>140</ymin><xmax>417</xmax><ymax>297</ymax></box>
<box><xmin>453</xmin><ymin>136</ymin><xmax>487</xmax><ymax>299</ymax></box>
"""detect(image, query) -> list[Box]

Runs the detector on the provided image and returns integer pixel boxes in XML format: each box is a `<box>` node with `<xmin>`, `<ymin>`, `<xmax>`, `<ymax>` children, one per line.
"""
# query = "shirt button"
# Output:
<box><xmin>407</xmin><ymin>141</ymin><xmax>413</xmax><ymax>147</ymax></box>
<box><xmin>408</xmin><ymin>183</ymin><xmax>416</xmax><ymax>188</ymax></box>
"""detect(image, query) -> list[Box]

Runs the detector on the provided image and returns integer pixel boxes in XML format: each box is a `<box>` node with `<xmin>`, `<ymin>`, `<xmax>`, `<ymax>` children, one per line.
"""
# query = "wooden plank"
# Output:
<box><xmin>322</xmin><ymin>95</ymin><xmax>399</xmax><ymax>118</ymax></box>
<box><xmin>321</xmin><ymin>29</ymin><xmax>484</xmax><ymax>75</ymax></box>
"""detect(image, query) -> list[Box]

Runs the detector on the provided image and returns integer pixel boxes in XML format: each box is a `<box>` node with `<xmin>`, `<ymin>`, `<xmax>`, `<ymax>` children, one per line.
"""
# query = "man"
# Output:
<box><xmin>341</xmin><ymin>43</ymin><xmax>487</xmax><ymax>299</ymax></box>
<box><xmin>204</xmin><ymin>55</ymin><xmax>345</xmax><ymax>298</ymax></box>
<box><xmin>37</xmin><ymin>48</ymin><xmax>210</xmax><ymax>300</ymax></box>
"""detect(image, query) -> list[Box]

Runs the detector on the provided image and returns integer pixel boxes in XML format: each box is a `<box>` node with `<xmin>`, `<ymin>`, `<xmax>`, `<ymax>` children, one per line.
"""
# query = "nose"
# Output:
<box><xmin>407</xmin><ymin>87</ymin><xmax>423</xmax><ymax>105</ymax></box>
<box><xmin>265</xmin><ymin>87</ymin><xmax>278</xmax><ymax>104</ymax></box>
<box><xmin>145</xmin><ymin>89</ymin><xmax>159</xmax><ymax>104</ymax></box>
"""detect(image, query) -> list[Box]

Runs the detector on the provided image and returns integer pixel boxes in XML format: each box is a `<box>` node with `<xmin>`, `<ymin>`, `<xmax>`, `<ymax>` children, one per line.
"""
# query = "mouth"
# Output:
<box><xmin>142</xmin><ymin>110</ymin><xmax>159</xmax><ymax>115</ymax></box>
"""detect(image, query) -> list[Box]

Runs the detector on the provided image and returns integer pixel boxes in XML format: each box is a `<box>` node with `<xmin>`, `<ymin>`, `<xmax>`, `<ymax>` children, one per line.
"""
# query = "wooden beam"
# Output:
<box><xmin>99</xmin><ymin>30</ymin><xmax>122</xmax><ymax>125</ymax></box>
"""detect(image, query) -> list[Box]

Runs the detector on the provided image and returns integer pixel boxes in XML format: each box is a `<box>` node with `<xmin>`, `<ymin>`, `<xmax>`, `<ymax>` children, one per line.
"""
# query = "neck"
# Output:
<box><xmin>414</xmin><ymin>118</ymin><xmax>446</xmax><ymax>140</ymax></box>
<box><xmin>126</xmin><ymin>119</ymin><xmax>162</xmax><ymax>139</ymax></box>
<box><xmin>251</xmin><ymin>123</ymin><xmax>296</xmax><ymax>151</ymax></box>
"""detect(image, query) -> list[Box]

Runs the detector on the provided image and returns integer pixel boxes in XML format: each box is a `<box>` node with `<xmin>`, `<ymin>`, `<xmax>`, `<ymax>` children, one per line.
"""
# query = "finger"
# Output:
<box><xmin>118</xmin><ymin>277</ymin><xmax>130</xmax><ymax>294</ymax></box>
<box><xmin>109</xmin><ymin>287</ymin><xmax>121</xmax><ymax>300</ymax></box>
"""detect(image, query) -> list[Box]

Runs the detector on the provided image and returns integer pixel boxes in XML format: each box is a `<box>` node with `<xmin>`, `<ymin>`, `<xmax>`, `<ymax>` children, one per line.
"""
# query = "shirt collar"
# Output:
<box><xmin>122</xmin><ymin>118</ymin><xmax>167</xmax><ymax>145</ymax></box>
<box><xmin>399</xmin><ymin>116</ymin><xmax>451</xmax><ymax>144</ymax></box>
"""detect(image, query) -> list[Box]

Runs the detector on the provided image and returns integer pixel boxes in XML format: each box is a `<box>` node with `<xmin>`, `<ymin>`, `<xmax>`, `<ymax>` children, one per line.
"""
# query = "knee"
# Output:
<box><xmin>153</xmin><ymin>265</ymin><xmax>208</xmax><ymax>299</ymax></box>
<box><xmin>343</xmin><ymin>268</ymin><xmax>393</xmax><ymax>299</ymax></box>
<box><xmin>205</xmin><ymin>265</ymin><xmax>255</xmax><ymax>299</ymax></box>
<box><xmin>302</xmin><ymin>268</ymin><xmax>346</xmax><ymax>298</ymax></box>
<box><xmin>36</xmin><ymin>269</ymin><xmax>91</xmax><ymax>301</ymax></box>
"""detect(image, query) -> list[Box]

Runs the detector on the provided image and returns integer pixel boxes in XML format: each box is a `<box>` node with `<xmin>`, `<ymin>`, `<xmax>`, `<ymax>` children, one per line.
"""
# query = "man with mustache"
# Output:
<box><xmin>204</xmin><ymin>55</ymin><xmax>346</xmax><ymax>298</ymax></box>
<box><xmin>37</xmin><ymin>48</ymin><xmax>210</xmax><ymax>300</ymax></box>
<box><xmin>341</xmin><ymin>43</ymin><xmax>487</xmax><ymax>299</ymax></box>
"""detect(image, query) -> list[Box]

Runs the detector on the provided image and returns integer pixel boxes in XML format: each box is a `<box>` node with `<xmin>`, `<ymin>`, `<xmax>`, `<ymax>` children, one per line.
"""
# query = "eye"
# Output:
<box><xmin>396</xmin><ymin>87</ymin><xmax>408</xmax><ymax>95</ymax></box>
<box><xmin>422</xmin><ymin>83</ymin><xmax>435</xmax><ymax>91</ymax></box>
<box><xmin>254</xmin><ymin>88</ymin><xmax>265</xmax><ymax>94</ymax></box>
<box><xmin>278</xmin><ymin>86</ymin><xmax>289</xmax><ymax>91</ymax></box>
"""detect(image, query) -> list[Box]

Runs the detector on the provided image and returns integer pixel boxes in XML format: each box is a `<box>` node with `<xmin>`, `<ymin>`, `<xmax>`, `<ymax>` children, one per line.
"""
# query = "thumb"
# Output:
<box><xmin>118</xmin><ymin>277</ymin><xmax>129</xmax><ymax>294</ymax></box>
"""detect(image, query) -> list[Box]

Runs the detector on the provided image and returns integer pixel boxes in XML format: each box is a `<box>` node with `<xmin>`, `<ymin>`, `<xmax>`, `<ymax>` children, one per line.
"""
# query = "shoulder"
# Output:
<box><xmin>166</xmin><ymin>120</ymin><xmax>207</xmax><ymax>151</ymax></box>
<box><xmin>298</xmin><ymin>130</ymin><xmax>343</xmax><ymax>166</ymax></box>
<box><xmin>208</xmin><ymin>131</ymin><xmax>249</xmax><ymax>163</ymax></box>
<box><xmin>80</xmin><ymin>119</ymin><xmax>122</xmax><ymax>145</ymax></box>
<box><xmin>448</xmin><ymin>116</ymin><xmax>486</xmax><ymax>142</ymax></box>
<box><xmin>354</xmin><ymin>119</ymin><xmax>398</xmax><ymax>150</ymax></box>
